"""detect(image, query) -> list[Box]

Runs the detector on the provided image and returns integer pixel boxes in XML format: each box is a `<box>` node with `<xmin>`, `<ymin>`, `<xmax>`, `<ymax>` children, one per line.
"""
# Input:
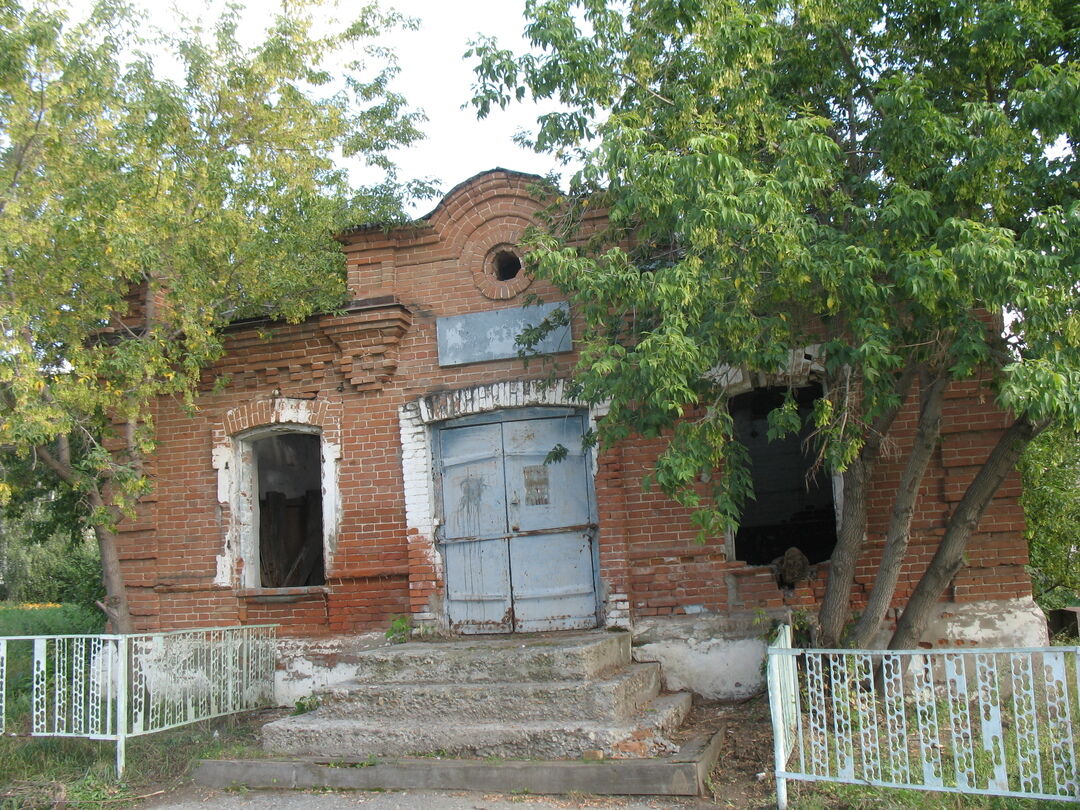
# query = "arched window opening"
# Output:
<box><xmin>253</xmin><ymin>432</ymin><xmax>325</xmax><ymax>587</ymax></box>
<box><xmin>730</xmin><ymin>384</ymin><xmax>837</xmax><ymax>568</ymax></box>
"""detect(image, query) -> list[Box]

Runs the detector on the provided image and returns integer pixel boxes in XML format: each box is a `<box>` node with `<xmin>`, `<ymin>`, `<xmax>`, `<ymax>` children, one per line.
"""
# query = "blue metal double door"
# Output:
<box><xmin>437</xmin><ymin>409</ymin><xmax>599</xmax><ymax>633</ymax></box>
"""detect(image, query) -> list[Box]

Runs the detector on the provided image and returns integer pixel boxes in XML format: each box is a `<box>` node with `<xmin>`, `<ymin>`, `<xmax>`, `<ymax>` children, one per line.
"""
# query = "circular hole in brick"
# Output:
<box><xmin>492</xmin><ymin>250</ymin><xmax>522</xmax><ymax>281</ymax></box>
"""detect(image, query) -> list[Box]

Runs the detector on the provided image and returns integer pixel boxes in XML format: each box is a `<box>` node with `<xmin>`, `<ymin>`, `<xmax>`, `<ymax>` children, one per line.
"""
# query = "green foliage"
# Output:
<box><xmin>291</xmin><ymin>694</ymin><xmax>322</xmax><ymax>715</ymax></box>
<box><xmin>0</xmin><ymin>602</ymin><xmax>104</xmax><ymax>636</ymax></box>
<box><xmin>472</xmin><ymin>0</ymin><xmax>1080</xmax><ymax>539</ymax></box>
<box><xmin>0</xmin><ymin>537</ymin><xmax>104</xmax><ymax>609</ymax></box>
<box><xmin>384</xmin><ymin>614</ymin><xmax>412</xmax><ymax>644</ymax></box>
<box><xmin>0</xmin><ymin>0</ymin><xmax>429</xmax><ymax>626</ymax></box>
<box><xmin>0</xmin><ymin>490</ymin><xmax>104</xmax><ymax>609</ymax></box>
<box><xmin>471</xmin><ymin>2</ymin><xmax>1080</xmax><ymax>646</ymax></box>
<box><xmin>1019</xmin><ymin>423</ymin><xmax>1080</xmax><ymax>611</ymax></box>
<box><xmin>0</xmin><ymin>604</ymin><xmax>106</xmax><ymax>726</ymax></box>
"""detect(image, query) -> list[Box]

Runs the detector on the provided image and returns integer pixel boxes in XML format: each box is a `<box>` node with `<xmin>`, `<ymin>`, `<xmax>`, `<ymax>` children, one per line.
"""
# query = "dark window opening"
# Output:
<box><xmin>731</xmin><ymin>384</ymin><xmax>837</xmax><ymax>567</ymax></box>
<box><xmin>254</xmin><ymin>432</ymin><xmax>324</xmax><ymax>587</ymax></box>
<box><xmin>492</xmin><ymin>250</ymin><xmax>522</xmax><ymax>280</ymax></box>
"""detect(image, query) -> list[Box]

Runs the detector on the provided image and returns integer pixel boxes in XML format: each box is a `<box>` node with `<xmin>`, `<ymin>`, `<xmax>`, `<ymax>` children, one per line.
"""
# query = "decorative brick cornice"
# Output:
<box><xmin>319</xmin><ymin>307</ymin><xmax>411</xmax><ymax>392</ymax></box>
<box><xmin>205</xmin><ymin>302</ymin><xmax>412</xmax><ymax>395</ymax></box>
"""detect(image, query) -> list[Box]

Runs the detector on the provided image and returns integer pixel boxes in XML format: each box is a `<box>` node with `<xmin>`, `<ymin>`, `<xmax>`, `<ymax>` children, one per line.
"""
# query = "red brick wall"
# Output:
<box><xmin>116</xmin><ymin>169</ymin><xmax>1034</xmax><ymax>636</ymax></box>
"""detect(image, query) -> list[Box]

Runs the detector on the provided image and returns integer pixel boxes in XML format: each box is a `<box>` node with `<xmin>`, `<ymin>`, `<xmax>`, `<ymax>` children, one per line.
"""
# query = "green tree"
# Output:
<box><xmin>1020</xmin><ymin>423</ymin><xmax>1080</xmax><ymax>611</ymax></box>
<box><xmin>0</xmin><ymin>449</ymin><xmax>102</xmax><ymax>608</ymax></box>
<box><xmin>471</xmin><ymin>0</ymin><xmax>1080</xmax><ymax>648</ymax></box>
<box><xmin>0</xmin><ymin>0</ymin><xmax>427</xmax><ymax>632</ymax></box>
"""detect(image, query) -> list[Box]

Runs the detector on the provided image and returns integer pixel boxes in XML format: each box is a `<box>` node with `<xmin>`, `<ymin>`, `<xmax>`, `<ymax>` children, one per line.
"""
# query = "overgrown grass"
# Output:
<box><xmin>0</xmin><ymin>602</ymin><xmax>105</xmax><ymax>636</ymax></box>
<box><xmin>0</xmin><ymin>603</ymin><xmax>109</xmax><ymax>733</ymax></box>
<box><xmin>791</xmin><ymin>781</ymin><xmax>1078</xmax><ymax>809</ymax></box>
<box><xmin>0</xmin><ymin>602</ymin><xmax>275</xmax><ymax>807</ymax></box>
<box><xmin>0</xmin><ymin>710</ymin><xmax>272</xmax><ymax>807</ymax></box>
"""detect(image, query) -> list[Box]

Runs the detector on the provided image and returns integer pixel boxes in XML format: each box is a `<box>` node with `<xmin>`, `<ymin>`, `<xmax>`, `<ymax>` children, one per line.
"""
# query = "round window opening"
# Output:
<box><xmin>492</xmin><ymin>250</ymin><xmax>522</xmax><ymax>281</ymax></box>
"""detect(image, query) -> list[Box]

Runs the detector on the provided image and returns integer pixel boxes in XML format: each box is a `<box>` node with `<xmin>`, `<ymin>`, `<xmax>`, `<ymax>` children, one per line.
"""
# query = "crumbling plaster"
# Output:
<box><xmin>211</xmin><ymin>397</ymin><xmax>342</xmax><ymax>589</ymax></box>
<box><xmin>633</xmin><ymin>597</ymin><xmax>1049</xmax><ymax>700</ymax></box>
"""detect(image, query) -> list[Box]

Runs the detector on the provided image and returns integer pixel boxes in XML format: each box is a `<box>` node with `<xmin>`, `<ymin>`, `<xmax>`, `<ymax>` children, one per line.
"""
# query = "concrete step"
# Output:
<box><xmin>197</xmin><ymin>730</ymin><xmax>724</xmax><ymax>797</ymax></box>
<box><xmin>318</xmin><ymin>663</ymin><xmax>661</xmax><ymax>723</ymax></box>
<box><xmin>262</xmin><ymin>692</ymin><xmax>693</xmax><ymax>761</ymax></box>
<box><xmin>350</xmin><ymin>631</ymin><xmax>630</xmax><ymax>684</ymax></box>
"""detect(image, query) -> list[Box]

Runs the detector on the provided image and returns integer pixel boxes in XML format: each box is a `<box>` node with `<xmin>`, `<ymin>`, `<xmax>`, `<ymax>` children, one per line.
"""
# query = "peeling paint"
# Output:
<box><xmin>274</xmin><ymin>633</ymin><xmax>386</xmax><ymax>704</ymax></box>
<box><xmin>878</xmin><ymin>596</ymin><xmax>1049</xmax><ymax>649</ymax></box>
<box><xmin>398</xmin><ymin>380</ymin><xmax>612</xmax><ymax>628</ymax></box>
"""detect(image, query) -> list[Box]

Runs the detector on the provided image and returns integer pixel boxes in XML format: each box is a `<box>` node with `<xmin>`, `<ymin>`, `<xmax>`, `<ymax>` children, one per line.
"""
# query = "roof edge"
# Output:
<box><xmin>339</xmin><ymin>168</ymin><xmax>555</xmax><ymax>238</ymax></box>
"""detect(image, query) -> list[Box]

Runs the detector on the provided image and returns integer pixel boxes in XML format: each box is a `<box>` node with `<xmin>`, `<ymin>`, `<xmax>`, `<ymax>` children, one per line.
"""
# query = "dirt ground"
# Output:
<box><xmin>680</xmin><ymin>693</ymin><xmax>777</xmax><ymax>809</ymax></box>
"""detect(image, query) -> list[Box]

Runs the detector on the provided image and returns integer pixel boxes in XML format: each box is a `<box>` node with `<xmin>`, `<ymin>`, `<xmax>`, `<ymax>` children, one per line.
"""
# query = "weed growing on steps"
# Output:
<box><xmin>385</xmin><ymin>615</ymin><xmax>412</xmax><ymax>644</ymax></box>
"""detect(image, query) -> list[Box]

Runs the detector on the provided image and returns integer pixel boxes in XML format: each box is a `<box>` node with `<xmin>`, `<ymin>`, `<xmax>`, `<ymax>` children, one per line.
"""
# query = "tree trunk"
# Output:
<box><xmin>34</xmin><ymin>439</ymin><xmax>136</xmax><ymax>633</ymax></box>
<box><xmin>850</xmin><ymin>373</ymin><xmax>948</xmax><ymax>647</ymax></box>
<box><xmin>815</xmin><ymin>368</ymin><xmax>915</xmax><ymax>646</ymax></box>
<box><xmin>93</xmin><ymin>521</ymin><xmax>135</xmax><ymax>634</ymax></box>
<box><xmin>818</xmin><ymin>457</ymin><xmax>869</xmax><ymax>646</ymax></box>
<box><xmin>888</xmin><ymin>415</ymin><xmax>1048</xmax><ymax>650</ymax></box>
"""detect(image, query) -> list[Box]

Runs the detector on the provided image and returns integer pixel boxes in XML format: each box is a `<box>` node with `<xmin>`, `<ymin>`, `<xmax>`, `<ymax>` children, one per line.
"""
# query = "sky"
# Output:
<box><xmin>87</xmin><ymin>0</ymin><xmax>565</xmax><ymax>217</ymax></box>
<box><xmin>375</xmin><ymin>0</ymin><xmax>562</xmax><ymax>213</ymax></box>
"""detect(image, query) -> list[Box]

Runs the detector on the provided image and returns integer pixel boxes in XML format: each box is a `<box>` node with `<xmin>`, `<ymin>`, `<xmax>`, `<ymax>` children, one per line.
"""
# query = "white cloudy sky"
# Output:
<box><xmin>377</xmin><ymin>0</ymin><xmax>562</xmax><ymax>211</ymax></box>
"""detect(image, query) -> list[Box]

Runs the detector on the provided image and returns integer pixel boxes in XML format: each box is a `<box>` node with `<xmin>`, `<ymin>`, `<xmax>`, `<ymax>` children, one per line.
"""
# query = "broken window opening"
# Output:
<box><xmin>253</xmin><ymin>432</ymin><xmax>325</xmax><ymax>588</ymax></box>
<box><xmin>730</xmin><ymin>384</ymin><xmax>837</xmax><ymax>568</ymax></box>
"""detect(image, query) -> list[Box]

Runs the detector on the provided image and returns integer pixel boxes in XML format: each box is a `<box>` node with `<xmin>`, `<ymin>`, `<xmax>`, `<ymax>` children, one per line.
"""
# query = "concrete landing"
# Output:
<box><xmin>196</xmin><ymin>729</ymin><xmax>722</xmax><ymax>797</ymax></box>
<box><xmin>347</xmin><ymin>631</ymin><xmax>631</xmax><ymax>683</ymax></box>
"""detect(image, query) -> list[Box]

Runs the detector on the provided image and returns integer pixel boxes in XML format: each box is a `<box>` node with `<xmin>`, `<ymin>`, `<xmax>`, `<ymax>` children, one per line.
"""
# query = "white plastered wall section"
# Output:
<box><xmin>211</xmin><ymin>397</ymin><xmax>342</xmax><ymax>589</ymax></box>
<box><xmin>634</xmin><ymin>597</ymin><xmax>1049</xmax><ymax>700</ymax></box>
<box><xmin>396</xmin><ymin>379</ymin><xmax>628</xmax><ymax>628</ymax></box>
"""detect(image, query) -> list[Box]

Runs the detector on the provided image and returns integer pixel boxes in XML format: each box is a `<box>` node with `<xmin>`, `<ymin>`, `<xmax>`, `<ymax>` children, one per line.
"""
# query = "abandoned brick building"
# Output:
<box><xmin>116</xmin><ymin>169</ymin><xmax>1046</xmax><ymax>698</ymax></box>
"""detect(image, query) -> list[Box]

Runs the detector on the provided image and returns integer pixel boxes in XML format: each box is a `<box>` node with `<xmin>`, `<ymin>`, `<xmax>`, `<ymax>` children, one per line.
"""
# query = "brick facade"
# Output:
<box><xmin>117</xmin><ymin>169</ymin><xmax>1035</xmax><ymax>641</ymax></box>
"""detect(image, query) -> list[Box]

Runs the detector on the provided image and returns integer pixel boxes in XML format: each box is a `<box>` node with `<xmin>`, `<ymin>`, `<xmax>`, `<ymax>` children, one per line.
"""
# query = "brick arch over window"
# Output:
<box><xmin>213</xmin><ymin>397</ymin><xmax>343</xmax><ymax>448</ymax></box>
<box><xmin>705</xmin><ymin>344</ymin><xmax>826</xmax><ymax>398</ymax></box>
<box><xmin>211</xmin><ymin>397</ymin><xmax>343</xmax><ymax>589</ymax></box>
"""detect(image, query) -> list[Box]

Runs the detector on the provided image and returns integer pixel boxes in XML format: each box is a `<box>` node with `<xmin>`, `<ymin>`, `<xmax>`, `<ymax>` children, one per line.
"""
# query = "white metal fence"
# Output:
<box><xmin>0</xmin><ymin>624</ymin><xmax>277</xmax><ymax>776</ymax></box>
<box><xmin>767</xmin><ymin>625</ymin><xmax>1080</xmax><ymax>808</ymax></box>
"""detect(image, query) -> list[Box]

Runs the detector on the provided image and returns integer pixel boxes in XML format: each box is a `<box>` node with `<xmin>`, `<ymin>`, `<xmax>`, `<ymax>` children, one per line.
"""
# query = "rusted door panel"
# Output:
<box><xmin>502</xmin><ymin>416</ymin><xmax>591</xmax><ymax>533</ymax></box>
<box><xmin>443</xmin><ymin>538</ymin><xmax>513</xmax><ymax>634</ymax></box>
<box><xmin>509</xmin><ymin>530</ymin><xmax>596</xmax><ymax>631</ymax></box>
<box><xmin>440</xmin><ymin>423</ymin><xmax>507</xmax><ymax>540</ymax></box>
<box><xmin>439</xmin><ymin>423</ymin><xmax>512</xmax><ymax>633</ymax></box>
<box><xmin>502</xmin><ymin>415</ymin><xmax>596</xmax><ymax>632</ymax></box>
<box><xmin>438</xmin><ymin>412</ymin><xmax>598</xmax><ymax>634</ymax></box>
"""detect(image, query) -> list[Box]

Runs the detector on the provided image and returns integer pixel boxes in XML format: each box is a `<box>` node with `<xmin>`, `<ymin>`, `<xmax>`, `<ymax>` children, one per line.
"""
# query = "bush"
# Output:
<box><xmin>0</xmin><ymin>603</ymin><xmax>105</xmax><ymax>637</ymax></box>
<box><xmin>0</xmin><ymin>533</ymin><xmax>104</xmax><ymax>611</ymax></box>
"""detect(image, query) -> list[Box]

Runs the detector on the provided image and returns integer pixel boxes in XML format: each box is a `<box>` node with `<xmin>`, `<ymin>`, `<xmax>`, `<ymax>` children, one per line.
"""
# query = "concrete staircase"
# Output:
<box><xmin>262</xmin><ymin>631</ymin><xmax>692</xmax><ymax>760</ymax></box>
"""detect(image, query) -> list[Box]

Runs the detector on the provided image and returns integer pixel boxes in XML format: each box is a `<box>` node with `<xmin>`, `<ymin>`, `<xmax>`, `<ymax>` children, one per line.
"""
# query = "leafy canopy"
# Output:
<box><xmin>472</xmin><ymin>0</ymin><xmax>1080</xmax><ymax>535</ymax></box>
<box><xmin>1020</xmin><ymin>423</ymin><xmax>1080</xmax><ymax>611</ymax></box>
<box><xmin>0</xmin><ymin>0</ymin><xmax>426</xmax><ymax>514</ymax></box>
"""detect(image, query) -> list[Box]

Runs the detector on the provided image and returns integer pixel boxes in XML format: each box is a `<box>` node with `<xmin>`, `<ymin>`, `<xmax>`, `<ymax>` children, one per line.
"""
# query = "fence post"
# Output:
<box><xmin>0</xmin><ymin>639</ymin><xmax>6</xmax><ymax>735</ymax></box>
<box><xmin>115</xmin><ymin>635</ymin><xmax>128</xmax><ymax>778</ymax></box>
<box><xmin>767</xmin><ymin>626</ymin><xmax>789</xmax><ymax>810</ymax></box>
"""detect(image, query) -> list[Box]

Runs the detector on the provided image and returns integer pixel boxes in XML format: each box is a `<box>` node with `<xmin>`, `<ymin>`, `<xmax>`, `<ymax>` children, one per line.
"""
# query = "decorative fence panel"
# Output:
<box><xmin>767</xmin><ymin>625</ymin><xmax>1080</xmax><ymax>808</ymax></box>
<box><xmin>0</xmin><ymin>625</ymin><xmax>276</xmax><ymax>776</ymax></box>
